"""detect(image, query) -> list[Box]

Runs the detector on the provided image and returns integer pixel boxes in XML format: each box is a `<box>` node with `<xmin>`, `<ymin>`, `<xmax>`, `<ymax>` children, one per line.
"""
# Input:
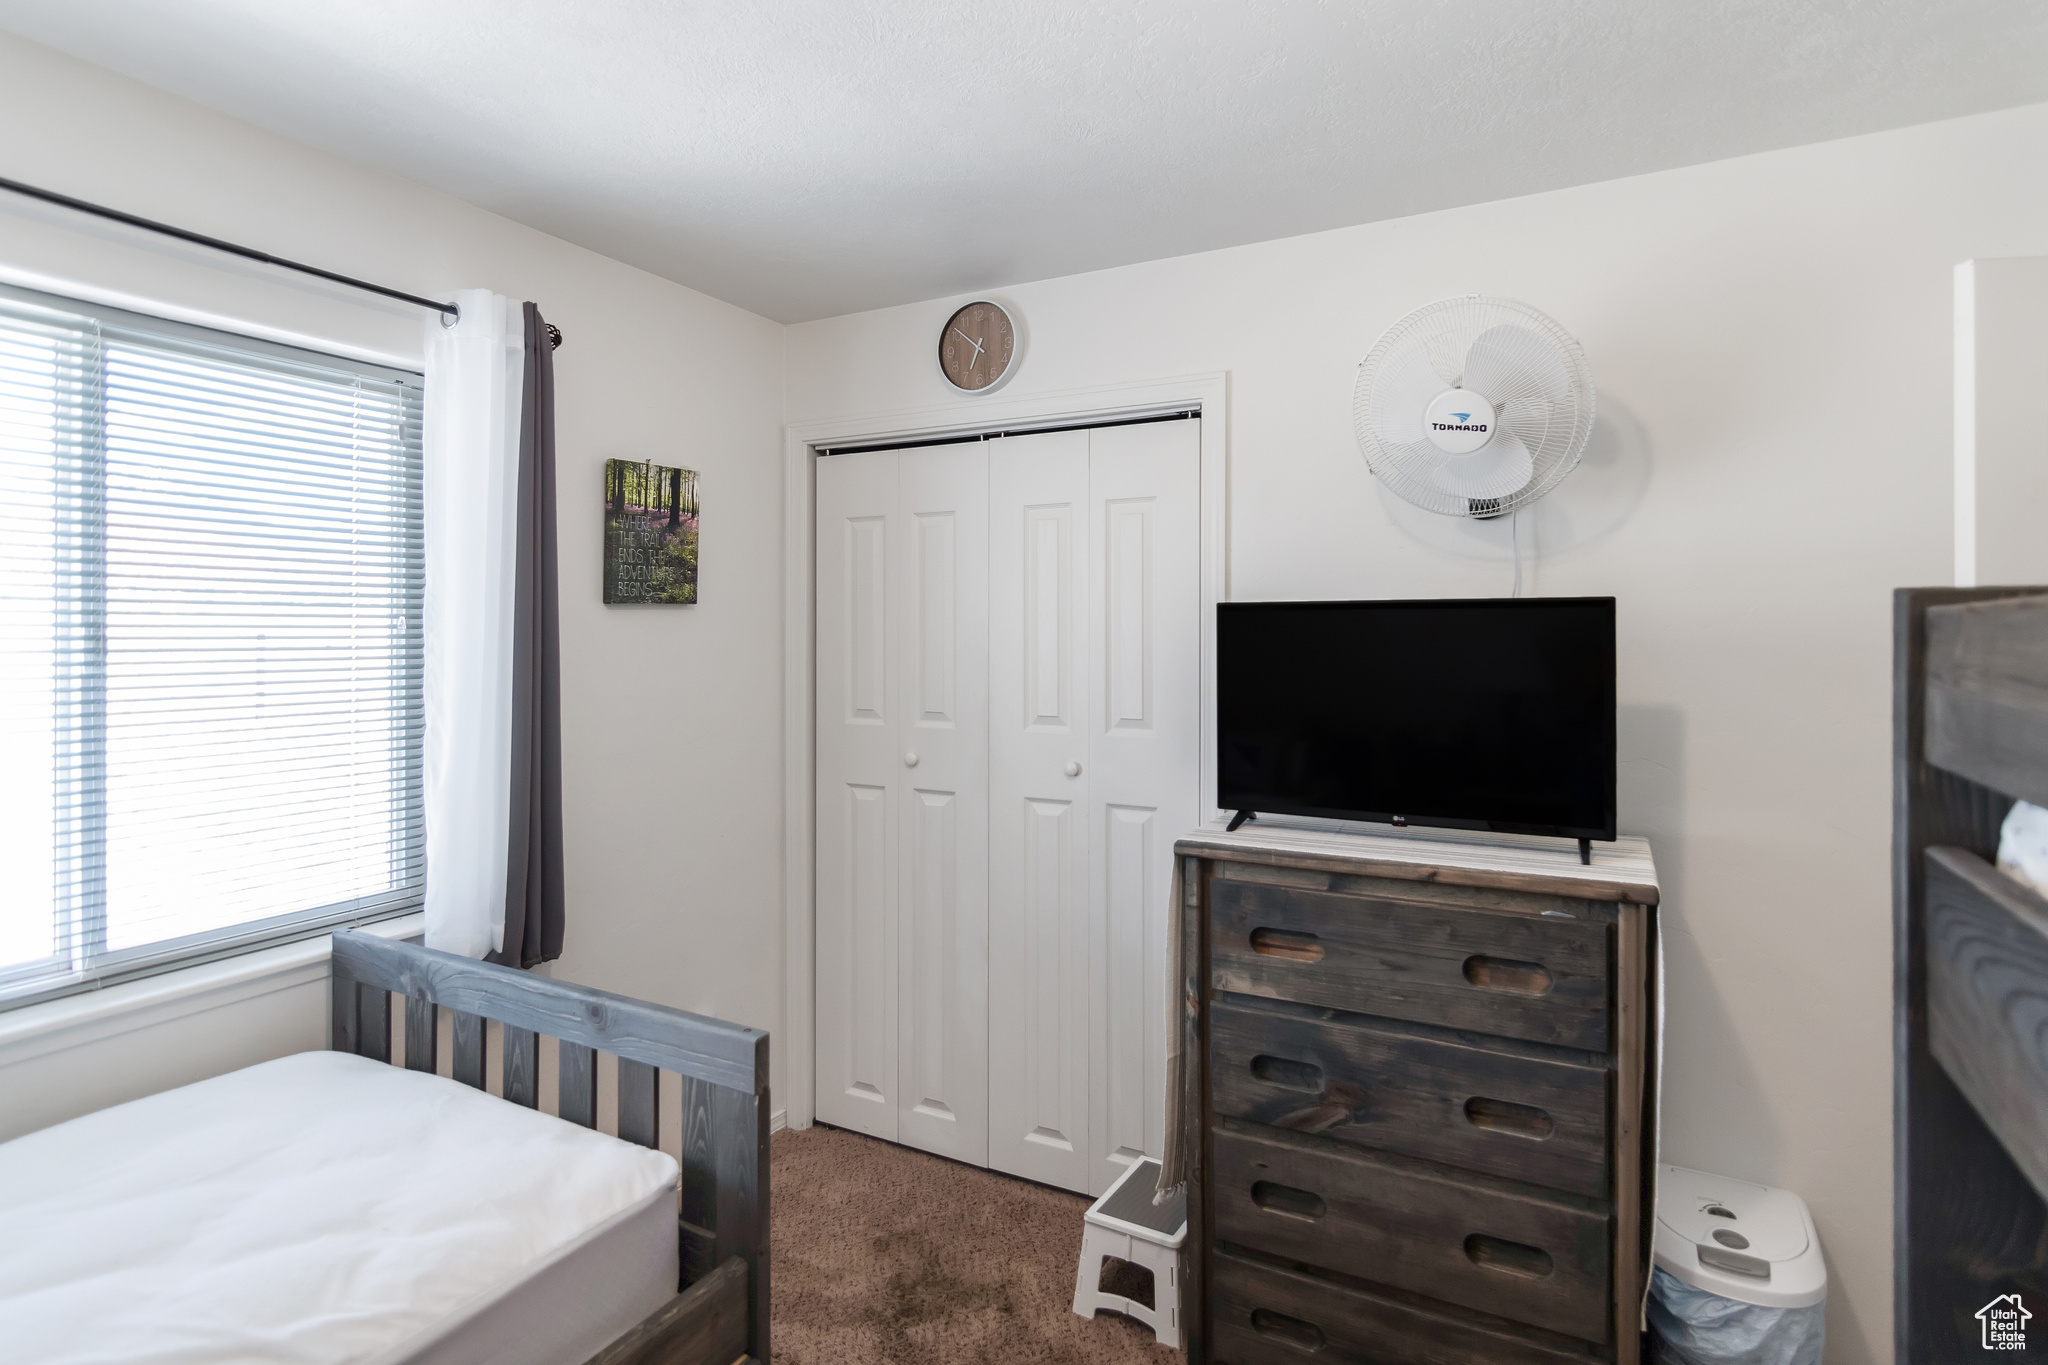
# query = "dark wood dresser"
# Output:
<box><xmin>1175</xmin><ymin>818</ymin><xmax>1659</xmax><ymax>1364</ymax></box>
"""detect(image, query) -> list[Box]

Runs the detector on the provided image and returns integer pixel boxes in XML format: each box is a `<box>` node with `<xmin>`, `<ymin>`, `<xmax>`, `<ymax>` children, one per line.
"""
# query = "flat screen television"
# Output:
<box><xmin>1217</xmin><ymin>597</ymin><xmax>1615</xmax><ymax>845</ymax></box>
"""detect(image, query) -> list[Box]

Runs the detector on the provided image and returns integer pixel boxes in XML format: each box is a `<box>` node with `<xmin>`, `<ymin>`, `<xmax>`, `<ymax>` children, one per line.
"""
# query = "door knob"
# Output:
<box><xmin>1065</xmin><ymin>760</ymin><xmax>1082</xmax><ymax>777</ymax></box>
<box><xmin>904</xmin><ymin>751</ymin><xmax>919</xmax><ymax>768</ymax></box>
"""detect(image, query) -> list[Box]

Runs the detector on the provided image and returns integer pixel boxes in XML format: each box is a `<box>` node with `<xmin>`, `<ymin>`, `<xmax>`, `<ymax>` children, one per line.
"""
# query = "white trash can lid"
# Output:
<box><xmin>1652</xmin><ymin>1164</ymin><xmax>1826</xmax><ymax>1309</ymax></box>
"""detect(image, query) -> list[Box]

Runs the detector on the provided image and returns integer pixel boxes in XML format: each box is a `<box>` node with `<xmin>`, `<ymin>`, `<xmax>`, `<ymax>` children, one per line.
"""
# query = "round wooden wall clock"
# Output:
<box><xmin>938</xmin><ymin>300</ymin><xmax>1017</xmax><ymax>392</ymax></box>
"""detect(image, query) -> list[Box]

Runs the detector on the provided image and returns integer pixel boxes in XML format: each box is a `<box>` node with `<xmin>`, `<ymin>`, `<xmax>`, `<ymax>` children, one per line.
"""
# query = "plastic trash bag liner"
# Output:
<box><xmin>1648</xmin><ymin>1266</ymin><xmax>1824</xmax><ymax>1365</ymax></box>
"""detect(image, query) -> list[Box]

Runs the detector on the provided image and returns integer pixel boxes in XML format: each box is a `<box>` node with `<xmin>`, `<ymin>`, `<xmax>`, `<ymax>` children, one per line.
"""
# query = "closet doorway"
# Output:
<box><xmin>813</xmin><ymin>417</ymin><xmax>1202</xmax><ymax>1196</ymax></box>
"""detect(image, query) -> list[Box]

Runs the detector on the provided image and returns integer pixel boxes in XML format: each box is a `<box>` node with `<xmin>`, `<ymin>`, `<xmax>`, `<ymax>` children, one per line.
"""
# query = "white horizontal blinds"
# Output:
<box><xmin>99</xmin><ymin>328</ymin><xmax>426</xmax><ymax>953</ymax></box>
<box><xmin>0</xmin><ymin>285</ymin><xmax>424</xmax><ymax>1006</ymax></box>
<box><xmin>0</xmin><ymin>304</ymin><xmax>99</xmax><ymax>980</ymax></box>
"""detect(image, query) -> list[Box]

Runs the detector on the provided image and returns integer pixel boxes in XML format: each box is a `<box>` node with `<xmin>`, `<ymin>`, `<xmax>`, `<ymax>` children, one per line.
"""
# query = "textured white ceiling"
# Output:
<box><xmin>3</xmin><ymin>1</ymin><xmax>2046</xmax><ymax>322</ymax></box>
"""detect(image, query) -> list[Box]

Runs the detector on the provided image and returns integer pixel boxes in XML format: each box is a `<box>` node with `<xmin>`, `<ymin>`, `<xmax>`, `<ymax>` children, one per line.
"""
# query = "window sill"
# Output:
<box><xmin>0</xmin><ymin>914</ymin><xmax>423</xmax><ymax>1069</ymax></box>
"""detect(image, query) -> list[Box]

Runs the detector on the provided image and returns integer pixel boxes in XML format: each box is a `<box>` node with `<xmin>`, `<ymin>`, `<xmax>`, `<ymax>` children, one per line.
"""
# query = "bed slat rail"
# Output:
<box><xmin>620</xmin><ymin>1057</ymin><xmax>659</xmax><ymax>1148</ymax></box>
<box><xmin>333</xmin><ymin>930</ymin><xmax>764</xmax><ymax>1090</ymax></box>
<box><xmin>561</xmin><ymin>1040</ymin><xmax>600</xmax><ymax>1127</ymax></box>
<box><xmin>451</xmin><ymin>1010</ymin><xmax>486</xmax><ymax>1089</ymax></box>
<box><xmin>332</xmin><ymin>981</ymin><xmax>392</xmax><ymax>1062</ymax></box>
<box><xmin>1925</xmin><ymin>594</ymin><xmax>2048</xmax><ymax>807</ymax></box>
<box><xmin>404</xmin><ymin>994</ymin><xmax>437</xmax><ymax>1072</ymax></box>
<box><xmin>330</xmin><ymin>930</ymin><xmax>771</xmax><ymax>1365</ymax></box>
<box><xmin>505</xmin><ymin>1023</ymin><xmax>540</xmax><ymax>1107</ymax></box>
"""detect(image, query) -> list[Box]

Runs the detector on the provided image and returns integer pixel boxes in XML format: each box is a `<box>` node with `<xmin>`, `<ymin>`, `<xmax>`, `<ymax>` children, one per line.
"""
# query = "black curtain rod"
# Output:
<box><xmin>0</xmin><ymin>173</ymin><xmax>462</xmax><ymax>320</ymax></box>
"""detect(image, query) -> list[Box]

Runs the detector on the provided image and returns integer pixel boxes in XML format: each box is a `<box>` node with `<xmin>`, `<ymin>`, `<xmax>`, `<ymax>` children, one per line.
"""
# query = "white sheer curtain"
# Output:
<box><xmin>423</xmin><ymin>290</ymin><xmax>524</xmax><ymax>958</ymax></box>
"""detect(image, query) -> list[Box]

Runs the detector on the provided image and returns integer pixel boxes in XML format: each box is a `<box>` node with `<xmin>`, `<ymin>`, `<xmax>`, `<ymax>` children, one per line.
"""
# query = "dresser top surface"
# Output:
<box><xmin>1175</xmin><ymin>814</ymin><xmax>1659</xmax><ymax>905</ymax></box>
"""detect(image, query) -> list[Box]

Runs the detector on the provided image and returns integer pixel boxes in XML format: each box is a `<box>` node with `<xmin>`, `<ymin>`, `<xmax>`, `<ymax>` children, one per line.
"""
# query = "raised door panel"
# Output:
<box><xmin>1088</xmin><ymin>419</ymin><xmax>1203</xmax><ymax>1194</ymax></box>
<box><xmin>814</xmin><ymin>451</ymin><xmax>900</xmax><ymax>1138</ymax></box>
<box><xmin>988</xmin><ymin>430</ymin><xmax>1094</xmax><ymax>1191</ymax></box>
<box><xmin>894</xmin><ymin>446</ymin><xmax>990</xmax><ymax>1163</ymax></box>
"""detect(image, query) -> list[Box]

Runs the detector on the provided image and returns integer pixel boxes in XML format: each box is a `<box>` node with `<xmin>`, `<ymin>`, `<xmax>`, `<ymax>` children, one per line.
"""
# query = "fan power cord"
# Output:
<box><xmin>1510</xmin><ymin>509</ymin><xmax>1523</xmax><ymax>597</ymax></box>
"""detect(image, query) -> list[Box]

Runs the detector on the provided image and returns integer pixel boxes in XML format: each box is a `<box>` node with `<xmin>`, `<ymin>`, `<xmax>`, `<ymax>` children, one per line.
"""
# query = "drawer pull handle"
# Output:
<box><xmin>1250</xmin><ymin>1308</ymin><xmax>1326</xmax><ymax>1349</ymax></box>
<box><xmin>1250</xmin><ymin>927</ymin><xmax>1324</xmax><ymax>962</ymax></box>
<box><xmin>1462</xmin><ymin>954</ymin><xmax>1554</xmax><ymax>995</ymax></box>
<box><xmin>1251</xmin><ymin>1180</ymin><xmax>1327</xmax><ymax>1221</ymax></box>
<box><xmin>1464</xmin><ymin>1095</ymin><xmax>1555</xmax><ymax>1139</ymax></box>
<box><xmin>1251</xmin><ymin>1054</ymin><xmax>1325</xmax><ymax>1092</ymax></box>
<box><xmin>1465</xmin><ymin>1233</ymin><xmax>1555</xmax><ymax>1279</ymax></box>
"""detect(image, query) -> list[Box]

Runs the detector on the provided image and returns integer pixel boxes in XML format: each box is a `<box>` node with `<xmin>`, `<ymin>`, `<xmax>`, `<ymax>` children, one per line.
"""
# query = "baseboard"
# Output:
<box><xmin>772</xmin><ymin>1108</ymin><xmax>787</xmax><ymax>1134</ymax></box>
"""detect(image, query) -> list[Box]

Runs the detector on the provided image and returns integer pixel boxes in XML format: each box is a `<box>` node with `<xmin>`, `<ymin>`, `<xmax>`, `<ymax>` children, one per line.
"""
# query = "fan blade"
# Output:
<box><xmin>1372</xmin><ymin>437</ymin><xmax>1450</xmax><ymax>475</ymax></box>
<box><xmin>1429</xmin><ymin>432</ymin><xmax>1534</xmax><ymax>499</ymax></box>
<box><xmin>1462</xmin><ymin>325</ymin><xmax>1570</xmax><ymax>409</ymax></box>
<box><xmin>1371</xmin><ymin>339</ymin><xmax>1455</xmax><ymax>445</ymax></box>
<box><xmin>1495</xmin><ymin>397</ymin><xmax>1554</xmax><ymax>450</ymax></box>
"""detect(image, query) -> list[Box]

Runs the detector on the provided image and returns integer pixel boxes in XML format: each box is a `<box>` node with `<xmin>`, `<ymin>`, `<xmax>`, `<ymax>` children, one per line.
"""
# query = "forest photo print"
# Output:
<box><xmin>603</xmin><ymin>458</ymin><xmax>698</xmax><ymax>604</ymax></box>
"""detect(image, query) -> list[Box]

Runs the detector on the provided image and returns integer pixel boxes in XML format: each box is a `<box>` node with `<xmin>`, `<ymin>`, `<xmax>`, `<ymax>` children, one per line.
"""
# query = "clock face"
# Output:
<box><xmin>938</xmin><ymin>301</ymin><xmax>1016</xmax><ymax>392</ymax></box>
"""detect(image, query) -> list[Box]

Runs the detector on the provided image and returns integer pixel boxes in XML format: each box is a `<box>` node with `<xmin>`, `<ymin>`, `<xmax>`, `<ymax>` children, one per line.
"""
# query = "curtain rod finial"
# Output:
<box><xmin>545</xmin><ymin>323</ymin><xmax>562</xmax><ymax>350</ymax></box>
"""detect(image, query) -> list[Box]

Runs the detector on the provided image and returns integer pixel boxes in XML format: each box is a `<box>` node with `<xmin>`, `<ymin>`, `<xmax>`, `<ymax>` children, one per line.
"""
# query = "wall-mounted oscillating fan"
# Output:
<box><xmin>1352</xmin><ymin>295</ymin><xmax>1595</xmax><ymax>519</ymax></box>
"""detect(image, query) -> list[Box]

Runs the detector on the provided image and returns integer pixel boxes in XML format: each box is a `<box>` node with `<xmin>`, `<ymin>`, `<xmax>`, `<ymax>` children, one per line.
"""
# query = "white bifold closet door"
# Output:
<box><xmin>814</xmin><ymin>418</ymin><xmax>1199</xmax><ymax>1195</ymax></box>
<box><xmin>814</xmin><ymin>445</ymin><xmax>990</xmax><ymax>1163</ymax></box>
<box><xmin>985</xmin><ymin>422</ymin><xmax>1200</xmax><ymax>1195</ymax></box>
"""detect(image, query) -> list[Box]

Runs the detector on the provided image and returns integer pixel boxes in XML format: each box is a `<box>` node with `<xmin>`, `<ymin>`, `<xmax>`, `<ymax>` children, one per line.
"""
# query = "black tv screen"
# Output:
<box><xmin>1218</xmin><ymin>598</ymin><xmax>1615</xmax><ymax>840</ymax></box>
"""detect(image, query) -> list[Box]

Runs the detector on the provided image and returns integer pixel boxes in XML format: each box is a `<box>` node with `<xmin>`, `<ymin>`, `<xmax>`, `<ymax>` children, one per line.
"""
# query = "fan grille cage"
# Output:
<box><xmin>1352</xmin><ymin>295</ymin><xmax>1595</xmax><ymax>517</ymax></box>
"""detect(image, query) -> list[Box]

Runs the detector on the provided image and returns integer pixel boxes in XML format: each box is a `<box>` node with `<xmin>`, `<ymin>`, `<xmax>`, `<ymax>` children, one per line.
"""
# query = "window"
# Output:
<box><xmin>0</xmin><ymin>284</ymin><xmax>424</xmax><ymax>1008</ymax></box>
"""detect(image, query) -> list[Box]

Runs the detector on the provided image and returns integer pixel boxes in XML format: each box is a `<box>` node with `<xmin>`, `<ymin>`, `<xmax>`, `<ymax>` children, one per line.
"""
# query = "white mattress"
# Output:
<box><xmin>0</xmin><ymin>1050</ymin><xmax>682</xmax><ymax>1365</ymax></box>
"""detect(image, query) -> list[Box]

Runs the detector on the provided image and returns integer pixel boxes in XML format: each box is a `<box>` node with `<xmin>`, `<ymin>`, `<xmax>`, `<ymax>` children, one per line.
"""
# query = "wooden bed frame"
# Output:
<box><xmin>1895</xmin><ymin>588</ymin><xmax>2048</xmax><ymax>1359</ymax></box>
<box><xmin>330</xmin><ymin>930</ymin><xmax>770</xmax><ymax>1365</ymax></box>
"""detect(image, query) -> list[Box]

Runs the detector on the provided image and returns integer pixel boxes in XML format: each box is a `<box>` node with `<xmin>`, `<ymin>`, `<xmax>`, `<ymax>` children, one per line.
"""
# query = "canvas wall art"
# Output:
<box><xmin>603</xmin><ymin>459</ymin><xmax>698</xmax><ymax>604</ymax></box>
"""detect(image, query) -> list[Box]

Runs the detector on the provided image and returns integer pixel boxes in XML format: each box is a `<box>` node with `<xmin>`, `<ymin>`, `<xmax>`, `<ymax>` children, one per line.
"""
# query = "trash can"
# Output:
<box><xmin>1647</xmin><ymin>1164</ymin><xmax>1827</xmax><ymax>1365</ymax></box>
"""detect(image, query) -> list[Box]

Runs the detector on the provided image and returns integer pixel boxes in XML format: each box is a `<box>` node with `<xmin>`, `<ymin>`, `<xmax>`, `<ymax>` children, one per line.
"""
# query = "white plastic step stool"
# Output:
<box><xmin>1072</xmin><ymin>1156</ymin><xmax>1188</xmax><ymax>1349</ymax></box>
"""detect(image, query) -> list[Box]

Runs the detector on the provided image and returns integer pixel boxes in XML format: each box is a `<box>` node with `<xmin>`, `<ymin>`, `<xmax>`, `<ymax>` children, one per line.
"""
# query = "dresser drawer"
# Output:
<box><xmin>1210</xmin><ymin>877</ymin><xmax>1612</xmax><ymax>1050</ymax></box>
<box><xmin>1210</xmin><ymin>1000</ymin><xmax>1611</xmax><ymax>1197</ymax></box>
<box><xmin>1211</xmin><ymin>1249</ymin><xmax>1600</xmax><ymax>1365</ymax></box>
<box><xmin>1211</xmin><ymin>1121</ymin><xmax>1612</xmax><ymax>1343</ymax></box>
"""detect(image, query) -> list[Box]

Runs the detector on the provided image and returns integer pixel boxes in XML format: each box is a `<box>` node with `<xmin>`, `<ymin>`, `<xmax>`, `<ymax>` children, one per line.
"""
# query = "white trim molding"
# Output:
<box><xmin>0</xmin><ymin>914</ymin><xmax>425</xmax><ymax>1070</ymax></box>
<box><xmin>1955</xmin><ymin>260</ymin><xmax>1977</xmax><ymax>588</ymax></box>
<box><xmin>780</xmin><ymin>371</ymin><xmax>1229</xmax><ymax>1131</ymax></box>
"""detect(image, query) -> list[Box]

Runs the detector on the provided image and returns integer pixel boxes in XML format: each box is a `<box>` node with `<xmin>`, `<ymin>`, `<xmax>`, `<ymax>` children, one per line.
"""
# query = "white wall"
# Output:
<box><xmin>785</xmin><ymin>101</ymin><xmax>2048</xmax><ymax>1365</ymax></box>
<box><xmin>0</xmin><ymin>33</ymin><xmax>788</xmax><ymax>1124</ymax></box>
<box><xmin>0</xmin><ymin>942</ymin><xmax>330</xmax><ymax>1144</ymax></box>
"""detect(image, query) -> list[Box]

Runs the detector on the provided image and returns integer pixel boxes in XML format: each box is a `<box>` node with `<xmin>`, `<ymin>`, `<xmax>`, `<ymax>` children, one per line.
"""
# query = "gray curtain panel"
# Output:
<box><xmin>493</xmin><ymin>302</ymin><xmax>565</xmax><ymax>969</ymax></box>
